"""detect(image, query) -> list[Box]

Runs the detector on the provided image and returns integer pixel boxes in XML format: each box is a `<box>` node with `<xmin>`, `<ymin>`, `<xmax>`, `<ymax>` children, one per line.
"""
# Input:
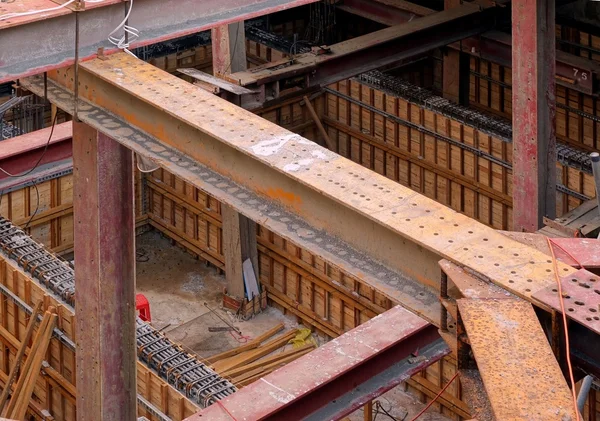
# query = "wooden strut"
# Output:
<box><xmin>303</xmin><ymin>95</ymin><xmax>335</xmax><ymax>150</ymax></box>
<box><xmin>3</xmin><ymin>307</ymin><xmax>58</xmax><ymax>419</ymax></box>
<box><xmin>0</xmin><ymin>300</ymin><xmax>43</xmax><ymax>414</ymax></box>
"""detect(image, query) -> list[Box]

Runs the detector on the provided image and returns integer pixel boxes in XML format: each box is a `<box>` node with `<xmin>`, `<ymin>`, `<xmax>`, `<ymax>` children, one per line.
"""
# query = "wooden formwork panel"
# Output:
<box><xmin>0</xmin><ymin>254</ymin><xmax>199</xmax><ymax>421</ymax></box>
<box><xmin>324</xmin><ymin>78</ymin><xmax>513</xmax><ymax>230</ymax></box>
<box><xmin>246</xmin><ymin>39</ymin><xmax>288</xmax><ymax>68</ymax></box>
<box><xmin>255</xmin><ymin>95</ymin><xmax>322</xmax><ymax>142</ymax></box>
<box><xmin>325</xmin><ymin>77</ymin><xmax>597</xmax><ymax>229</ymax></box>
<box><xmin>149</xmin><ymin>45</ymin><xmax>213</xmax><ymax>77</ymax></box>
<box><xmin>468</xmin><ymin>56</ymin><xmax>596</xmax><ymax>211</ymax></box>
<box><xmin>0</xmin><ymin>167</ymin><xmax>145</xmax><ymax>256</ymax></box>
<box><xmin>0</xmin><ymin>175</ymin><xmax>74</xmax><ymax>254</ymax></box>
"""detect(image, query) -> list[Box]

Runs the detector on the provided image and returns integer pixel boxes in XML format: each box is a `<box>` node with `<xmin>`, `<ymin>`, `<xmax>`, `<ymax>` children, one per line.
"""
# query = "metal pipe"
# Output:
<box><xmin>577</xmin><ymin>375</ymin><xmax>593</xmax><ymax>414</ymax></box>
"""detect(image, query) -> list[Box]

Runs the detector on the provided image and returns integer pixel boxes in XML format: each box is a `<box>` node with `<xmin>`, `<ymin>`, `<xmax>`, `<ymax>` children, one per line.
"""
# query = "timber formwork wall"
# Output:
<box><xmin>0</xmin><ymin>166</ymin><xmax>469</xmax><ymax>421</ymax></box>
<box><xmin>0</xmin><ymin>175</ymin><xmax>74</xmax><ymax>254</ymax></box>
<box><xmin>468</xmin><ymin>56</ymin><xmax>596</xmax><ymax>213</ymax></box>
<box><xmin>323</xmin><ymin>74</ymin><xmax>595</xmax><ymax>230</ymax></box>
<box><xmin>0</xmin><ymin>170</ymin><xmax>145</xmax><ymax>254</ymax></box>
<box><xmin>0</xmin><ymin>254</ymin><xmax>201</xmax><ymax>421</ymax></box>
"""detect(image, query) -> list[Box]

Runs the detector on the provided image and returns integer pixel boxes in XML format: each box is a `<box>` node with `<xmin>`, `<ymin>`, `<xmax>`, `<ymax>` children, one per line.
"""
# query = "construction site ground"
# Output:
<box><xmin>135</xmin><ymin>230</ymin><xmax>452</xmax><ymax>421</ymax></box>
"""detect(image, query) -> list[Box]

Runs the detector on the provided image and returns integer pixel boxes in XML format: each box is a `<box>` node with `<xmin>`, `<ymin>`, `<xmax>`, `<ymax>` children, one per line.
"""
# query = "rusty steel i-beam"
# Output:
<box><xmin>21</xmin><ymin>53</ymin><xmax>582</xmax><ymax>325</ymax></box>
<box><xmin>188</xmin><ymin>306</ymin><xmax>448</xmax><ymax>421</ymax></box>
<box><xmin>0</xmin><ymin>0</ymin><xmax>320</xmax><ymax>83</ymax></box>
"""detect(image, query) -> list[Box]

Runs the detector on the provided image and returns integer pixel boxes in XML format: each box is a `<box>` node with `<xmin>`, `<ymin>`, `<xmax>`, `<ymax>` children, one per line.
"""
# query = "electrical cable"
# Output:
<box><xmin>409</xmin><ymin>372</ymin><xmax>459</xmax><ymax>421</ymax></box>
<box><xmin>23</xmin><ymin>182</ymin><xmax>39</xmax><ymax>231</ymax></box>
<box><xmin>0</xmin><ymin>111</ymin><xmax>58</xmax><ymax>178</ymax></box>
<box><xmin>107</xmin><ymin>0</ymin><xmax>139</xmax><ymax>57</ymax></box>
<box><xmin>372</xmin><ymin>398</ymin><xmax>407</xmax><ymax>421</ymax></box>
<box><xmin>546</xmin><ymin>237</ymin><xmax>582</xmax><ymax>420</ymax></box>
<box><xmin>0</xmin><ymin>110</ymin><xmax>58</xmax><ymax>233</ymax></box>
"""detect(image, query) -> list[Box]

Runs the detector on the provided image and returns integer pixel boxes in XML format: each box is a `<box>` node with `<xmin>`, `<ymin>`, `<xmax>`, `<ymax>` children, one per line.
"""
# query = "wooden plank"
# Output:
<box><xmin>177</xmin><ymin>68</ymin><xmax>257</xmax><ymax>95</ymax></box>
<box><xmin>221</xmin><ymin>343</ymin><xmax>315</xmax><ymax>378</ymax></box>
<box><xmin>204</xmin><ymin>323</ymin><xmax>284</xmax><ymax>364</ymax></box>
<box><xmin>211</xmin><ymin>330</ymin><xmax>298</xmax><ymax>374</ymax></box>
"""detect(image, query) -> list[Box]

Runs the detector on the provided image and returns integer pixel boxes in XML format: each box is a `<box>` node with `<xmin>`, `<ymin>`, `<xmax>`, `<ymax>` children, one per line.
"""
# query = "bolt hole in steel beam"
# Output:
<box><xmin>21</xmin><ymin>70</ymin><xmax>441</xmax><ymax>325</ymax></box>
<box><xmin>0</xmin><ymin>0</ymin><xmax>321</xmax><ymax>83</ymax></box>
<box><xmin>21</xmin><ymin>53</ymin><xmax>581</xmax><ymax>320</ymax></box>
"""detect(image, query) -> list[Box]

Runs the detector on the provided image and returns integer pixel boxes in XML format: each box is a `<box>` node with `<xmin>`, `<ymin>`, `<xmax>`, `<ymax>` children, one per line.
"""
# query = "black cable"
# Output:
<box><xmin>0</xmin><ymin>110</ymin><xmax>58</xmax><ymax>178</ymax></box>
<box><xmin>372</xmin><ymin>399</ymin><xmax>408</xmax><ymax>421</ymax></box>
<box><xmin>23</xmin><ymin>181</ymin><xmax>39</xmax><ymax>231</ymax></box>
<box><xmin>0</xmin><ymin>107</ymin><xmax>59</xmax><ymax>232</ymax></box>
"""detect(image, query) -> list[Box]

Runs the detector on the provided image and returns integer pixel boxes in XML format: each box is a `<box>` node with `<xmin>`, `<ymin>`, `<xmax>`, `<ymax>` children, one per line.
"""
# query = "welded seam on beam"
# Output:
<box><xmin>21</xmin><ymin>75</ymin><xmax>440</xmax><ymax>323</ymax></box>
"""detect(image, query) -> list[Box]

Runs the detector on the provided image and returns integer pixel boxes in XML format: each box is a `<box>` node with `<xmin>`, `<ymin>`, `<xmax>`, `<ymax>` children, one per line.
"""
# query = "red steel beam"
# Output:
<box><xmin>0</xmin><ymin>122</ymin><xmax>72</xmax><ymax>182</ymax></box>
<box><xmin>73</xmin><ymin>122</ymin><xmax>137</xmax><ymax>420</ymax></box>
<box><xmin>512</xmin><ymin>0</ymin><xmax>557</xmax><ymax>232</ymax></box>
<box><xmin>0</xmin><ymin>0</ymin><xmax>319</xmax><ymax>83</ymax></box>
<box><xmin>337</xmin><ymin>0</ymin><xmax>598</xmax><ymax>95</ymax></box>
<box><xmin>186</xmin><ymin>306</ymin><xmax>447</xmax><ymax>421</ymax></box>
<box><xmin>231</xmin><ymin>3</ymin><xmax>498</xmax><ymax>88</ymax></box>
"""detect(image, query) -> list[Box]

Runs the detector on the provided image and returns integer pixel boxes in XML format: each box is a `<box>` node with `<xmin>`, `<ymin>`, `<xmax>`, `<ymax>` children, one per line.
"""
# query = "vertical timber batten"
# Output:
<box><xmin>73</xmin><ymin>122</ymin><xmax>137</xmax><ymax>420</ymax></box>
<box><xmin>512</xmin><ymin>0</ymin><xmax>557</xmax><ymax>231</ymax></box>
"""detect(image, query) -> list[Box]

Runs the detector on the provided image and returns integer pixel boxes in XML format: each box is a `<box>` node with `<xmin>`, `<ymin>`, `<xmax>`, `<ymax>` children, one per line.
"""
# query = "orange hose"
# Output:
<box><xmin>409</xmin><ymin>372</ymin><xmax>459</xmax><ymax>421</ymax></box>
<box><xmin>546</xmin><ymin>237</ymin><xmax>580</xmax><ymax>419</ymax></box>
<box><xmin>548</xmin><ymin>238</ymin><xmax>584</xmax><ymax>269</ymax></box>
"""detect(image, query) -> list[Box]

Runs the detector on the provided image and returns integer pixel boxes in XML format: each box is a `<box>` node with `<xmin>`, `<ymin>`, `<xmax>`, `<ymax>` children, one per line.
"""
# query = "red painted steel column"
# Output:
<box><xmin>73</xmin><ymin>121</ymin><xmax>136</xmax><ymax>421</ymax></box>
<box><xmin>512</xmin><ymin>0</ymin><xmax>556</xmax><ymax>231</ymax></box>
<box><xmin>211</xmin><ymin>25</ymin><xmax>231</xmax><ymax>77</ymax></box>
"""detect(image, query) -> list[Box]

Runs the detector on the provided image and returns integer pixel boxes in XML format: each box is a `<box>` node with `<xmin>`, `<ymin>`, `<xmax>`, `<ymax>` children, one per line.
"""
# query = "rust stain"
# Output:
<box><xmin>265</xmin><ymin>187</ymin><xmax>303</xmax><ymax>211</ymax></box>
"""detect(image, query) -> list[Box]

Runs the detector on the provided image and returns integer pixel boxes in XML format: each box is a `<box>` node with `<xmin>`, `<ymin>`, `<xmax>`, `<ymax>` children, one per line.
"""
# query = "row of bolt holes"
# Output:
<box><xmin>59</xmin><ymin>73</ymin><xmax>571</xmax><ymax>289</ymax></box>
<box><xmin>551</xmin><ymin>279</ymin><xmax>600</xmax><ymax>322</ymax></box>
<box><xmin>60</xmin><ymin>72</ymin><xmax>599</xmax><ymax>307</ymax></box>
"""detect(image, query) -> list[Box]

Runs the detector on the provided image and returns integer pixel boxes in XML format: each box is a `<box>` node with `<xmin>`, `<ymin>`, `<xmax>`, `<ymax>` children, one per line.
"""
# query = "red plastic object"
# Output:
<box><xmin>136</xmin><ymin>294</ymin><xmax>151</xmax><ymax>322</ymax></box>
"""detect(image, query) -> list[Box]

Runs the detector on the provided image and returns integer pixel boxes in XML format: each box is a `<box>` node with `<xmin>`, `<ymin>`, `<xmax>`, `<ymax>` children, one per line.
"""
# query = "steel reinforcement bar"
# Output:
<box><xmin>0</xmin><ymin>215</ymin><xmax>236</xmax><ymax>408</ymax></box>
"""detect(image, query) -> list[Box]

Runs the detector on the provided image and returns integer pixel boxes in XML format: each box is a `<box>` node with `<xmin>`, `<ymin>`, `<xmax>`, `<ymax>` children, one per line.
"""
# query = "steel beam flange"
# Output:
<box><xmin>21</xmin><ymin>72</ymin><xmax>441</xmax><ymax>324</ymax></box>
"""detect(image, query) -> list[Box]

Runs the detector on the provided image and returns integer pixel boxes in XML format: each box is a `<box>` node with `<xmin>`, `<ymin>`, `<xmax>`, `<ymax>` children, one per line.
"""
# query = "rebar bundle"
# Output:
<box><xmin>0</xmin><ymin>216</ymin><xmax>237</xmax><ymax>407</ymax></box>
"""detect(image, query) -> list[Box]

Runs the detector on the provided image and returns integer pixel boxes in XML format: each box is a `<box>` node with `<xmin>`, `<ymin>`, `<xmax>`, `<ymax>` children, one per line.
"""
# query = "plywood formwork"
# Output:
<box><xmin>1</xmin><ymin>161</ymin><xmax>470</xmax><ymax>420</ymax></box>
<box><xmin>0</xmin><ymin>175</ymin><xmax>74</xmax><ymax>255</ymax></box>
<box><xmin>0</xmin><ymin>169</ymin><xmax>146</xmax><ymax>255</ymax></box>
<box><xmin>323</xmin><ymin>75</ymin><xmax>595</xmax><ymax>230</ymax></box>
<box><xmin>0</xmin><ymin>253</ymin><xmax>202</xmax><ymax>421</ymax></box>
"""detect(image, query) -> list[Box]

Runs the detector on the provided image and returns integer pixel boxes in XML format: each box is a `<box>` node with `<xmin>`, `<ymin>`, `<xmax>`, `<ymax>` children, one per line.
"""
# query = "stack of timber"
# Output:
<box><xmin>1</xmin><ymin>306</ymin><xmax>57</xmax><ymax>420</ymax></box>
<box><xmin>206</xmin><ymin>324</ymin><xmax>315</xmax><ymax>387</ymax></box>
<box><xmin>0</xmin><ymin>215</ymin><xmax>236</xmax><ymax>420</ymax></box>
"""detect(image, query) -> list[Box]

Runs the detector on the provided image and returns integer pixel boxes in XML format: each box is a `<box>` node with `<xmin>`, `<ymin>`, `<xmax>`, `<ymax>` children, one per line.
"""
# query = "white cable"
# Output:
<box><xmin>0</xmin><ymin>0</ymin><xmax>76</xmax><ymax>21</ymax></box>
<box><xmin>107</xmin><ymin>0</ymin><xmax>139</xmax><ymax>57</ymax></box>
